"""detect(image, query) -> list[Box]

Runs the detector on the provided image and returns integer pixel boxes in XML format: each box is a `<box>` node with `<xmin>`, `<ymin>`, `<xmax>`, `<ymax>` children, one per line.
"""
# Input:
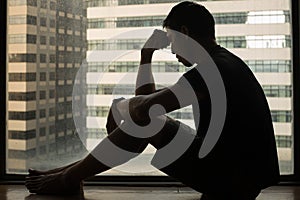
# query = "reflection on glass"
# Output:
<box><xmin>6</xmin><ymin>0</ymin><xmax>293</xmax><ymax>175</ymax></box>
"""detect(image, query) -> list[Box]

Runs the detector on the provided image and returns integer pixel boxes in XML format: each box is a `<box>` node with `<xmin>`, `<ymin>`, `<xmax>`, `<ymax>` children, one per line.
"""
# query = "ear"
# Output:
<box><xmin>180</xmin><ymin>25</ymin><xmax>189</xmax><ymax>39</ymax></box>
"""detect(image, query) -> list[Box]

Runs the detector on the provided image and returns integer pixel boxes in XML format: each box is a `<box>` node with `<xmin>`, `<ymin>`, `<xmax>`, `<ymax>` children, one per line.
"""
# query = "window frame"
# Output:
<box><xmin>0</xmin><ymin>0</ymin><xmax>300</xmax><ymax>186</ymax></box>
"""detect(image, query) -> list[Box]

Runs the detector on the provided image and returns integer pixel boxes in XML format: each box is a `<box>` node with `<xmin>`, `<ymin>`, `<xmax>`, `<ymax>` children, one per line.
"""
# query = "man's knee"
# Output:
<box><xmin>107</xmin><ymin>125</ymin><xmax>149</xmax><ymax>153</ymax></box>
<box><xmin>106</xmin><ymin>117</ymin><xmax>180</xmax><ymax>152</ymax></box>
<box><xmin>148</xmin><ymin>117</ymin><xmax>180</xmax><ymax>149</ymax></box>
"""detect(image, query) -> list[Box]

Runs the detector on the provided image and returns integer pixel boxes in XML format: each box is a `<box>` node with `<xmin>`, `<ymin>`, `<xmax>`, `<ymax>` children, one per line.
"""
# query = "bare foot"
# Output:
<box><xmin>28</xmin><ymin>161</ymin><xmax>79</xmax><ymax>176</ymax></box>
<box><xmin>25</xmin><ymin>170</ymin><xmax>83</xmax><ymax>195</ymax></box>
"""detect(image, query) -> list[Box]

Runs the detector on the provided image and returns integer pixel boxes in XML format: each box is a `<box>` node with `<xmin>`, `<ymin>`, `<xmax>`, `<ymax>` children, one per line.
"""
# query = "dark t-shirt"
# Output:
<box><xmin>175</xmin><ymin>45</ymin><xmax>280</xmax><ymax>191</ymax></box>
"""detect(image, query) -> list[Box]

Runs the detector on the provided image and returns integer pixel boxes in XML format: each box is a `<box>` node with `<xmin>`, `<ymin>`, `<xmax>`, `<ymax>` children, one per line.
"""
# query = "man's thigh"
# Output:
<box><xmin>149</xmin><ymin>119</ymin><xmax>261</xmax><ymax>198</ymax></box>
<box><xmin>149</xmin><ymin>117</ymin><xmax>208</xmax><ymax>190</ymax></box>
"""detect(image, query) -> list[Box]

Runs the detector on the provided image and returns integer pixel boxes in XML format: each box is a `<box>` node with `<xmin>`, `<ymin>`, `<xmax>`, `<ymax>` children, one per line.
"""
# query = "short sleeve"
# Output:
<box><xmin>176</xmin><ymin>67</ymin><xmax>208</xmax><ymax>96</ymax></box>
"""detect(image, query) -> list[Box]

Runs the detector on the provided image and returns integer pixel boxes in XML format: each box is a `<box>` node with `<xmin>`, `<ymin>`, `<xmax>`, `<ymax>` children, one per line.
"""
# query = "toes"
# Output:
<box><xmin>28</xmin><ymin>169</ymin><xmax>42</xmax><ymax>176</ymax></box>
<box><xmin>26</xmin><ymin>175</ymin><xmax>44</xmax><ymax>180</ymax></box>
<box><xmin>25</xmin><ymin>176</ymin><xmax>44</xmax><ymax>191</ymax></box>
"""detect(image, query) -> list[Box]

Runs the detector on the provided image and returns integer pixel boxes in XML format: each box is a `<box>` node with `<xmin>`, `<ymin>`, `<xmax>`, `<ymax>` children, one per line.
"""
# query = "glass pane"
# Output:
<box><xmin>6</xmin><ymin>0</ymin><xmax>88</xmax><ymax>174</ymax></box>
<box><xmin>6</xmin><ymin>0</ymin><xmax>293</xmax><ymax>176</ymax></box>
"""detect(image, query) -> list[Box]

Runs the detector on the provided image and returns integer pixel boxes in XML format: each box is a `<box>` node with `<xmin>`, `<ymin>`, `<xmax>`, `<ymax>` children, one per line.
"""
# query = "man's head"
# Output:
<box><xmin>163</xmin><ymin>1</ymin><xmax>215</xmax><ymax>40</ymax></box>
<box><xmin>163</xmin><ymin>1</ymin><xmax>216</xmax><ymax>66</ymax></box>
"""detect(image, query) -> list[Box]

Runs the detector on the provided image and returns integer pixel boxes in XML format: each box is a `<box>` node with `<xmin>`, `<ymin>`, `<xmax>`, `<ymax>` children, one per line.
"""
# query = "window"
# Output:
<box><xmin>40</xmin><ymin>109</ymin><xmax>46</xmax><ymax>118</ymax></box>
<box><xmin>49</xmin><ymin>91</ymin><xmax>55</xmax><ymax>99</ymax></box>
<box><xmin>50</xmin><ymin>37</ymin><xmax>55</xmax><ymax>45</ymax></box>
<box><xmin>40</xmin><ymin>54</ymin><xmax>46</xmax><ymax>63</ymax></box>
<box><xmin>40</xmin><ymin>36</ymin><xmax>46</xmax><ymax>45</ymax></box>
<box><xmin>49</xmin><ymin>55</ymin><xmax>56</xmax><ymax>63</ymax></box>
<box><xmin>40</xmin><ymin>17</ymin><xmax>47</xmax><ymax>27</ymax></box>
<box><xmin>8</xmin><ymin>34</ymin><xmax>36</xmax><ymax>44</ymax></box>
<box><xmin>8</xmin><ymin>130</ymin><xmax>36</xmax><ymax>140</ymax></box>
<box><xmin>9</xmin><ymin>0</ymin><xmax>36</xmax><ymax>6</ymax></box>
<box><xmin>50</xmin><ymin>19</ymin><xmax>56</xmax><ymax>28</ymax></box>
<box><xmin>88</xmin><ymin>39</ymin><xmax>146</xmax><ymax>50</ymax></box>
<box><xmin>3</xmin><ymin>0</ymin><xmax>298</xmax><ymax>180</ymax></box>
<box><xmin>246</xmin><ymin>60</ymin><xmax>291</xmax><ymax>73</ymax></box>
<box><xmin>9</xmin><ymin>73</ymin><xmax>36</xmax><ymax>81</ymax></box>
<box><xmin>50</xmin><ymin>2</ymin><xmax>56</xmax><ymax>10</ymax></box>
<box><xmin>9</xmin><ymin>92</ymin><xmax>36</xmax><ymax>101</ymax></box>
<box><xmin>9</xmin><ymin>15</ymin><xmax>37</xmax><ymax>26</ymax></box>
<box><xmin>9</xmin><ymin>54</ymin><xmax>36</xmax><ymax>62</ymax></box>
<box><xmin>217</xmin><ymin>35</ymin><xmax>291</xmax><ymax>48</ymax></box>
<box><xmin>40</xmin><ymin>72</ymin><xmax>46</xmax><ymax>81</ymax></box>
<box><xmin>9</xmin><ymin>111</ymin><xmax>36</xmax><ymax>120</ymax></box>
<box><xmin>6</xmin><ymin>0</ymin><xmax>87</xmax><ymax>174</ymax></box>
<box><xmin>271</xmin><ymin>111</ymin><xmax>292</xmax><ymax>123</ymax></box>
<box><xmin>276</xmin><ymin>135</ymin><xmax>292</xmax><ymax>148</ymax></box>
<box><xmin>39</xmin><ymin>91</ymin><xmax>46</xmax><ymax>99</ymax></box>
<box><xmin>40</xmin><ymin>0</ymin><xmax>48</xmax><ymax>9</ymax></box>
<box><xmin>39</xmin><ymin>127</ymin><xmax>46</xmax><ymax>137</ymax></box>
<box><xmin>263</xmin><ymin>85</ymin><xmax>292</xmax><ymax>98</ymax></box>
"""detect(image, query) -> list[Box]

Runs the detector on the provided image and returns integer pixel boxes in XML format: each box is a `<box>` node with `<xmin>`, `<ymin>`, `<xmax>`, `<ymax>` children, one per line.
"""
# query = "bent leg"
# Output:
<box><xmin>148</xmin><ymin>119</ymin><xmax>262</xmax><ymax>200</ymax></box>
<box><xmin>25</xmin><ymin>115</ymin><xmax>190</xmax><ymax>195</ymax></box>
<box><xmin>25</xmin><ymin>122</ymin><xmax>150</xmax><ymax>195</ymax></box>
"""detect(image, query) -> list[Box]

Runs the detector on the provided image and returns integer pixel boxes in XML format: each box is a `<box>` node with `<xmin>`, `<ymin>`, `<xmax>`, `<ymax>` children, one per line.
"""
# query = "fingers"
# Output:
<box><xmin>143</xmin><ymin>29</ymin><xmax>170</xmax><ymax>50</ymax></box>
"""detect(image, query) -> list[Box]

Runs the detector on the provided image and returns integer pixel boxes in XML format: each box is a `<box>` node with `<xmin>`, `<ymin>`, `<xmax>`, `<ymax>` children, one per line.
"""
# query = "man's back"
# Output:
<box><xmin>179</xmin><ymin>45</ymin><xmax>280</xmax><ymax>192</ymax></box>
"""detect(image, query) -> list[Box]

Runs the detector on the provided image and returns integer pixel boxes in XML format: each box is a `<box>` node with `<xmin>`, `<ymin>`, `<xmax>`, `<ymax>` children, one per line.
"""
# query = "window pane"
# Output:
<box><xmin>6</xmin><ymin>0</ymin><xmax>88</xmax><ymax>174</ymax></box>
<box><xmin>6</xmin><ymin>0</ymin><xmax>293</xmax><ymax>176</ymax></box>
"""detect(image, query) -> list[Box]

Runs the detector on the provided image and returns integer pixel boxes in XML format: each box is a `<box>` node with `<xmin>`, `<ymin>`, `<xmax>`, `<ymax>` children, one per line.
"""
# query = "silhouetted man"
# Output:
<box><xmin>25</xmin><ymin>2</ymin><xmax>279</xmax><ymax>199</ymax></box>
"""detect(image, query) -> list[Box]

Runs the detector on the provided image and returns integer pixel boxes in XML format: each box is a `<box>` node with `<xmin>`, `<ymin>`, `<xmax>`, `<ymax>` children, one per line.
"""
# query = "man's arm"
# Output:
<box><xmin>135</xmin><ymin>29</ymin><xmax>170</xmax><ymax>95</ymax></box>
<box><xmin>135</xmin><ymin>50</ymin><xmax>156</xmax><ymax>95</ymax></box>
<box><xmin>117</xmin><ymin>82</ymin><xmax>194</xmax><ymax>124</ymax></box>
<box><xmin>106</xmin><ymin>30</ymin><xmax>169</xmax><ymax>131</ymax></box>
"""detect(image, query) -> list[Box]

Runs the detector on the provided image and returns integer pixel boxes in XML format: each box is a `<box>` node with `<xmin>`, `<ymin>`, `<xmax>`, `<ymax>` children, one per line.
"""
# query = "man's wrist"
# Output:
<box><xmin>141</xmin><ymin>48</ymin><xmax>155</xmax><ymax>57</ymax></box>
<box><xmin>141</xmin><ymin>49</ymin><xmax>154</xmax><ymax>64</ymax></box>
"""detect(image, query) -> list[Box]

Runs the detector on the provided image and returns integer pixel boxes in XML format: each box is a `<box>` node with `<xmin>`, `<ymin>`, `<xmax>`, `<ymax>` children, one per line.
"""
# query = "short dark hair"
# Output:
<box><xmin>163</xmin><ymin>1</ymin><xmax>215</xmax><ymax>39</ymax></box>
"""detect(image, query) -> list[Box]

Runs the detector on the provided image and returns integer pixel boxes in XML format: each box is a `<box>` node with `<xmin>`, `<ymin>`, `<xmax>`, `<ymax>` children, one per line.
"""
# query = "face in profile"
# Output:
<box><xmin>166</xmin><ymin>27</ymin><xmax>193</xmax><ymax>67</ymax></box>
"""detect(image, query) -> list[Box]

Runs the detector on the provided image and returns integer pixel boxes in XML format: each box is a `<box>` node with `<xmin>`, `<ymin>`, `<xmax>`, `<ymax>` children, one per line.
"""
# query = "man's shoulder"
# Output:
<box><xmin>210</xmin><ymin>45</ymin><xmax>244</xmax><ymax>66</ymax></box>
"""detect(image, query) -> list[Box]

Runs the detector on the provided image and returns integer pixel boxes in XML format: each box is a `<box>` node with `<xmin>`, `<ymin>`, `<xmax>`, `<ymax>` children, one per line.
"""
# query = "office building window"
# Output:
<box><xmin>8</xmin><ymin>34</ymin><xmax>36</xmax><ymax>44</ymax></box>
<box><xmin>9</xmin><ymin>54</ymin><xmax>36</xmax><ymax>63</ymax></box>
<box><xmin>263</xmin><ymin>85</ymin><xmax>292</xmax><ymax>98</ymax></box>
<box><xmin>276</xmin><ymin>135</ymin><xmax>292</xmax><ymax>148</ymax></box>
<box><xmin>40</xmin><ymin>109</ymin><xmax>46</xmax><ymax>118</ymax></box>
<box><xmin>39</xmin><ymin>127</ymin><xmax>46</xmax><ymax>137</ymax></box>
<box><xmin>50</xmin><ymin>2</ymin><xmax>56</xmax><ymax>10</ymax></box>
<box><xmin>39</xmin><ymin>91</ymin><xmax>46</xmax><ymax>100</ymax></box>
<box><xmin>8</xmin><ymin>92</ymin><xmax>36</xmax><ymax>101</ymax></box>
<box><xmin>271</xmin><ymin>111</ymin><xmax>292</xmax><ymax>123</ymax></box>
<box><xmin>9</xmin><ymin>111</ymin><xmax>36</xmax><ymax>120</ymax></box>
<box><xmin>9</xmin><ymin>0</ymin><xmax>37</xmax><ymax>7</ymax></box>
<box><xmin>40</xmin><ymin>54</ymin><xmax>47</xmax><ymax>63</ymax></box>
<box><xmin>246</xmin><ymin>60</ymin><xmax>291</xmax><ymax>73</ymax></box>
<box><xmin>40</xmin><ymin>17</ymin><xmax>47</xmax><ymax>27</ymax></box>
<box><xmin>40</xmin><ymin>36</ymin><xmax>46</xmax><ymax>45</ymax></box>
<box><xmin>217</xmin><ymin>35</ymin><xmax>291</xmax><ymax>48</ymax></box>
<box><xmin>8</xmin><ymin>130</ymin><xmax>36</xmax><ymax>140</ymax></box>
<box><xmin>40</xmin><ymin>0</ymin><xmax>48</xmax><ymax>9</ymax></box>
<box><xmin>5</xmin><ymin>0</ymin><xmax>295</xmax><ymax>177</ymax></box>
<box><xmin>9</xmin><ymin>73</ymin><xmax>36</xmax><ymax>82</ymax></box>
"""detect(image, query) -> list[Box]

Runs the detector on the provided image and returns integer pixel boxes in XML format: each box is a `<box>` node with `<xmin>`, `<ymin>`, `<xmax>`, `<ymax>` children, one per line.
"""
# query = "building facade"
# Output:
<box><xmin>86</xmin><ymin>0</ymin><xmax>292</xmax><ymax>175</ymax></box>
<box><xmin>7</xmin><ymin>0</ymin><xmax>87</xmax><ymax>173</ymax></box>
